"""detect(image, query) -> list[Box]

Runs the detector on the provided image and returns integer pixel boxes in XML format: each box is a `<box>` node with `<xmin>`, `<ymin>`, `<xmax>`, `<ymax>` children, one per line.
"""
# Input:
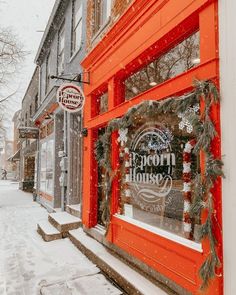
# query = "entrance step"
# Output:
<box><xmin>66</xmin><ymin>204</ymin><xmax>81</xmax><ymax>218</ymax></box>
<box><xmin>37</xmin><ymin>220</ymin><xmax>62</xmax><ymax>242</ymax></box>
<box><xmin>48</xmin><ymin>212</ymin><xmax>81</xmax><ymax>237</ymax></box>
<box><xmin>69</xmin><ymin>228</ymin><xmax>169</xmax><ymax>295</ymax></box>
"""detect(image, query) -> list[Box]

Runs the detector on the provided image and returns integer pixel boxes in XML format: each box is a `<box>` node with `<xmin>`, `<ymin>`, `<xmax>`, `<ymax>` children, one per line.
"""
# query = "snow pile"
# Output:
<box><xmin>0</xmin><ymin>181</ymin><xmax>121</xmax><ymax>295</ymax></box>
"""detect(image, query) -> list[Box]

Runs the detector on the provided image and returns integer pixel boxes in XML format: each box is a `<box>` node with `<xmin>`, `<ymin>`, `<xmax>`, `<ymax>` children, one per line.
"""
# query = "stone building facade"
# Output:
<box><xmin>33</xmin><ymin>0</ymin><xmax>87</xmax><ymax>212</ymax></box>
<box><xmin>19</xmin><ymin>66</ymin><xmax>39</xmax><ymax>192</ymax></box>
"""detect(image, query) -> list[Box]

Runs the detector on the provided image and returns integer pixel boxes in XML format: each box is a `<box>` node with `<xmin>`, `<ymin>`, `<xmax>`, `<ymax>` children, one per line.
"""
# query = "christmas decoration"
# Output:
<box><xmin>94</xmin><ymin>79</ymin><xmax>224</xmax><ymax>290</ymax></box>
<box><xmin>182</xmin><ymin>139</ymin><xmax>196</xmax><ymax>239</ymax></box>
<box><xmin>117</xmin><ymin>128</ymin><xmax>128</xmax><ymax>146</ymax></box>
<box><xmin>178</xmin><ymin>104</ymin><xmax>200</xmax><ymax>133</ymax></box>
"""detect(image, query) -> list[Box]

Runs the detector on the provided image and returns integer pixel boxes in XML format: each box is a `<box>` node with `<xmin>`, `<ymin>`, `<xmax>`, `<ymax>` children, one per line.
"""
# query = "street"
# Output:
<box><xmin>0</xmin><ymin>180</ymin><xmax>122</xmax><ymax>295</ymax></box>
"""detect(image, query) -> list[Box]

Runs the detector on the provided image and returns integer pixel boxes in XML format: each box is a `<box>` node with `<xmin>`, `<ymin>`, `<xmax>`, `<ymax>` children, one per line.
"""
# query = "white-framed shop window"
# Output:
<box><xmin>40</xmin><ymin>136</ymin><xmax>54</xmax><ymax>196</ymax></box>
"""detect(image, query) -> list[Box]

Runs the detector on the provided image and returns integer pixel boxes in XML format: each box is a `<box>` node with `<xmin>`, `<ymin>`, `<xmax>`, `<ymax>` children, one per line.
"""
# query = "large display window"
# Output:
<box><xmin>40</xmin><ymin>136</ymin><xmax>54</xmax><ymax>196</ymax></box>
<box><xmin>119</xmin><ymin>111</ymin><xmax>200</xmax><ymax>241</ymax></box>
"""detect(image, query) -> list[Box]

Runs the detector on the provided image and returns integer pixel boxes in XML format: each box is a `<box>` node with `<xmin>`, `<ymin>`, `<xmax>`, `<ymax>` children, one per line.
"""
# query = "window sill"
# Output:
<box><xmin>114</xmin><ymin>214</ymin><xmax>203</xmax><ymax>253</ymax></box>
<box><xmin>70</xmin><ymin>45</ymin><xmax>83</xmax><ymax>63</ymax></box>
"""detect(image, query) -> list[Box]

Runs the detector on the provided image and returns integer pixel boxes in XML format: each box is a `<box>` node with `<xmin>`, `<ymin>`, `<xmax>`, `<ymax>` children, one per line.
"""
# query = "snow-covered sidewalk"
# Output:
<box><xmin>0</xmin><ymin>180</ymin><xmax>122</xmax><ymax>295</ymax></box>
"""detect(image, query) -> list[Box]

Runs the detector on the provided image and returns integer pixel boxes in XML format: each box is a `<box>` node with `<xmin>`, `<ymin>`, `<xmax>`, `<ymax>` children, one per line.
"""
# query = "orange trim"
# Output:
<box><xmin>82</xmin><ymin>0</ymin><xmax>222</xmax><ymax>293</ymax></box>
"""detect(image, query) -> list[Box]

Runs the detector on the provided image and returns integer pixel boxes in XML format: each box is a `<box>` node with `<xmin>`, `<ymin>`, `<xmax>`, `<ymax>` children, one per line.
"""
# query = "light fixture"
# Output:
<box><xmin>149</xmin><ymin>81</ymin><xmax>158</xmax><ymax>87</ymax></box>
<box><xmin>80</xmin><ymin>128</ymin><xmax>88</xmax><ymax>137</ymax></box>
<box><xmin>149</xmin><ymin>76</ymin><xmax>158</xmax><ymax>87</ymax></box>
<box><xmin>192</xmin><ymin>58</ymin><xmax>200</xmax><ymax>65</ymax></box>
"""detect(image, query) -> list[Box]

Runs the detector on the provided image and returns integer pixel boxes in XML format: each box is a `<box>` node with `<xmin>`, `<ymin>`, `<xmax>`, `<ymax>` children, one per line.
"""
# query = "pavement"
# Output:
<box><xmin>0</xmin><ymin>180</ymin><xmax>122</xmax><ymax>295</ymax></box>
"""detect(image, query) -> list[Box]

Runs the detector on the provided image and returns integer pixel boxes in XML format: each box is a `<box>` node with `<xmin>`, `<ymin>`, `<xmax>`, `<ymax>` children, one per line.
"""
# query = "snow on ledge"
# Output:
<box><xmin>49</xmin><ymin>212</ymin><xmax>81</xmax><ymax>225</ymax></box>
<box><xmin>69</xmin><ymin>228</ymin><xmax>168</xmax><ymax>295</ymax></box>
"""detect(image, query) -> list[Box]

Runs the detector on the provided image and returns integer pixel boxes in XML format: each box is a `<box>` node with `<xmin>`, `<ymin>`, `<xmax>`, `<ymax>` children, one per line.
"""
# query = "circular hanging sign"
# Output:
<box><xmin>57</xmin><ymin>83</ymin><xmax>85</xmax><ymax>113</ymax></box>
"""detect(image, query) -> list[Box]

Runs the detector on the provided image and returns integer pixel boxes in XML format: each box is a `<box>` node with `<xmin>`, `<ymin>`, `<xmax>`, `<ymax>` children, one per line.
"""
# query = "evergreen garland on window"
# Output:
<box><xmin>94</xmin><ymin>80</ymin><xmax>224</xmax><ymax>289</ymax></box>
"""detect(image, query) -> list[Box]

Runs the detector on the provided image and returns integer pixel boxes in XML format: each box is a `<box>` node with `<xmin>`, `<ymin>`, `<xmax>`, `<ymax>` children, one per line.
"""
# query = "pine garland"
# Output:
<box><xmin>94</xmin><ymin>79</ymin><xmax>224</xmax><ymax>289</ymax></box>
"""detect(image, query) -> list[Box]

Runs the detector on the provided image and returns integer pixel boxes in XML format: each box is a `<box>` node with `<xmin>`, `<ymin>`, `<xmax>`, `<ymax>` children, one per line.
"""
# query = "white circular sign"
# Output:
<box><xmin>57</xmin><ymin>83</ymin><xmax>85</xmax><ymax>113</ymax></box>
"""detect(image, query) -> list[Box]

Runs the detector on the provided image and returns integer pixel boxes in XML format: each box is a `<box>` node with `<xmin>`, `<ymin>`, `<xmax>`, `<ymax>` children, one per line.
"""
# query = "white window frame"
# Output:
<box><xmin>45</xmin><ymin>52</ymin><xmax>51</xmax><ymax>94</ymax></box>
<box><xmin>71</xmin><ymin>0</ymin><xmax>83</xmax><ymax>56</ymax></box>
<box><xmin>58</xmin><ymin>22</ymin><xmax>65</xmax><ymax>75</ymax></box>
<box><xmin>94</xmin><ymin>0</ymin><xmax>112</xmax><ymax>35</ymax></box>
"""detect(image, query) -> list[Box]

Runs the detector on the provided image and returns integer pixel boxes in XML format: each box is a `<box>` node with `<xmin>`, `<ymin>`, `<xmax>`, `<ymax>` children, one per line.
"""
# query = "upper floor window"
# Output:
<box><xmin>71</xmin><ymin>0</ymin><xmax>83</xmax><ymax>55</ymax></box>
<box><xmin>58</xmin><ymin>23</ymin><xmax>65</xmax><ymax>75</ymax></box>
<box><xmin>45</xmin><ymin>52</ymin><xmax>51</xmax><ymax>94</ymax></box>
<box><xmin>25</xmin><ymin>113</ymin><xmax>28</xmax><ymax>127</ymax></box>
<box><xmin>124</xmin><ymin>31</ymin><xmax>200</xmax><ymax>100</ymax></box>
<box><xmin>35</xmin><ymin>93</ymin><xmax>38</xmax><ymax>113</ymax></box>
<box><xmin>99</xmin><ymin>91</ymin><xmax>108</xmax><ymax>114</ymax></box>
<box><xmin>94</xmin><ymin>0</ymin><xmax>112</xmax><ymax>34</ymax></box>
<box><xmin>29</xmin><ymin>104</ymin><xmax>32</xmax><ymax>117</ymax></box>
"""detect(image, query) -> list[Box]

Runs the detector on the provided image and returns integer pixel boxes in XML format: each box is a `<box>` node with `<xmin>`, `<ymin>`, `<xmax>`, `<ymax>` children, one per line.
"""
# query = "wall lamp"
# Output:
<box><xmin>80</xmin><ymin>128</ymin><xmax>88</xmax><ymax>137</ymax></box>
<box><xmin>50</xmin><ymin>72</ymin><xmax>90</xmax><ymax>84</ymax></box>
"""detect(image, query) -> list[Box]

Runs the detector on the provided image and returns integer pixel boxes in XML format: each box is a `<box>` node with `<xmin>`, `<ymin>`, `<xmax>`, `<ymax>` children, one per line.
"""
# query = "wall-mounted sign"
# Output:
<box><xmin>19</xmin><ymin>127</ymin><xmax>39</xmax><ymax>139</ymax></box>
<box><xmin>57</xmin><ymin>83</ymin><xmax>85</xmax><ymax>113</ymax></box>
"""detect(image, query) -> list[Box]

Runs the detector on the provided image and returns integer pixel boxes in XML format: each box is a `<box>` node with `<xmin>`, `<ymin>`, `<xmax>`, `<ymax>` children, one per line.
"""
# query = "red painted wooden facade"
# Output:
<box><xmin>81</xmin><ymin>1</ymin><xmax>222</xmax><ymax>293</ymax></box>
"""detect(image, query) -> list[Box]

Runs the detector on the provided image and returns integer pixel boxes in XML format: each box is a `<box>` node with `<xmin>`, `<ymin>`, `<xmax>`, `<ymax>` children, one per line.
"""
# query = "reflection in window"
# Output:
<box><xmin>120</xmin><ymin>110</ymin><xmax>200</xmax><ymax>241</ymax></box>
<box><xmin>125</xmin><ymin>32</ymin><xmax>200</xmax><ymax>100</ymax></box>
<box><xmin>40</xmin><ymin>138</ymin><xmax>54</xmax><ymax>196</ymax></box>
<box><xmin>99</xmin><ymin>92</ymin><xmax>108</xmax><ymax>114</ymax></box>
<box><xmin>97</xmin><ymin>127</ymin><xmax>106</xmax><ymax>226</ymax></box>
<box><xmin>94</xmin><ymin>0</ymin><xmax>112</xmax><ymax>34</ymax></box>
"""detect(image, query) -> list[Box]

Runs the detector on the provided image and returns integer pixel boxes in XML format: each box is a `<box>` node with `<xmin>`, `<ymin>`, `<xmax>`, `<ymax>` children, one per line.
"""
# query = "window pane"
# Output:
<box><xmin>120</xmin><ymin>109</ymin><xmax>200</xmax><ymax>241</ymax></box>
<box><xmin>74</xmin><ymin>20</ymin><xmax>82</xmax><ymax>52</ymax></box>
<box><xmin>75</xmin><ymin>4</ymin><xmax>82</xmax><ymax>25</ymax></box>
<box><xmin>72</xmin><ymin>0</ymin><xmax>82</xmax><ymax>54</ymax></box>
<box><xmin>58</xmin><ymin>24</ymin><xmax>65</xmax><ymax>74</ymax></box>
<box><xmin>101</xmin><ymin>0</ymin><xmax>111</xmax><ymax>26</ymax></box>
<box><xmin>40</xmin><ymin>139</ymin><xmax>54</xmax><ymax>195</ymax></box>
<box><xmin>125</xmin><ymin>31</ymin><xmax>200</xmax><ymax>100</ymax></box>
<box><xmin>99</xmin><ymin>92</ymin><xmax>108</xmax><ymax>114</ymax></box>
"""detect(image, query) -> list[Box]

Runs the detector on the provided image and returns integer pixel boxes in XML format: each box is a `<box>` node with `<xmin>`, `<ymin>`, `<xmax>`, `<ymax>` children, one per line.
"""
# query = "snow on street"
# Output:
<box><xmin>0</xmin><ymin>180</ymin><xmax>122</xmax><ymax>295</ymax></box>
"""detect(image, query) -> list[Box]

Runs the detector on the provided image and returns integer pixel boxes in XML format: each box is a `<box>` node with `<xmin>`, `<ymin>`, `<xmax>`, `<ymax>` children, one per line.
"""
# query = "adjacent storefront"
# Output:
<box><xmin>38</xmin><ymin>120</ymin><xmax>55</xmax><ymax>204</ymax></box>
<box><xmin>82</xmin><ymin>0</ymin><xmax>222</xmax><ymax>294</ymax></box>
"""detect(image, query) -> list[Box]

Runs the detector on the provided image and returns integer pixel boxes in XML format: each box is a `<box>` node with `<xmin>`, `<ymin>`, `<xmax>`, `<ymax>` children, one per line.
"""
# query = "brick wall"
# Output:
<box><xmin>86</xmin><ymin>0</ymin><xmax>133</xmax><ymax>52</ymax></box>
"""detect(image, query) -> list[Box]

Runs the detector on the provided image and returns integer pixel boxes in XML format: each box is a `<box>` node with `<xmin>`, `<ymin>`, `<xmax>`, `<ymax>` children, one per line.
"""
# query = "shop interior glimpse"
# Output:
<box><xmin>125</xmin><ymin>31</ymin><xmax>200</xmax><ymax>100</ymax></box>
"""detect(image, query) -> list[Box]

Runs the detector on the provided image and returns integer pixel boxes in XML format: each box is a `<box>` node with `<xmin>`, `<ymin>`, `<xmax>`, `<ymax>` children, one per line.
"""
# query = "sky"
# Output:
<box><xmin>0</xmin><ymin>0</ymin><xmax>56</xmax><ymax>139</ymax></box>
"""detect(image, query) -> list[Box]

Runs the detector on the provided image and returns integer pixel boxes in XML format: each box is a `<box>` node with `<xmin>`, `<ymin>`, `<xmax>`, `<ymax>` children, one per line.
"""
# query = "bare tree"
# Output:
<box><xmin>125</xmin><ymin>32</ymin><xmax>200</xmax><ymax>100</ymax></box>
<box><xmin>0</xmin><ymin>27</ymin><xmax>26</xmax><ymax>104</ymax></box>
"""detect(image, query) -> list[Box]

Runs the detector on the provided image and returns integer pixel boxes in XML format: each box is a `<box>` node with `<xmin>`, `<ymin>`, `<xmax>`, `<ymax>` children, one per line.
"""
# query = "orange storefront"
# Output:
<box><xmin>82</xmin><ymin>1</ymin><xmax>222</xmax><ymax>294</ymax></box>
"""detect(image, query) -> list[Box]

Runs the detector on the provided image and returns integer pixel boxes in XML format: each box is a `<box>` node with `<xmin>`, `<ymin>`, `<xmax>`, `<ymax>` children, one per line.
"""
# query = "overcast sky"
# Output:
<box><xmin>0</xmin><ymin>0</ymin><xmax>55</xmax><ymax>139</ymax></box>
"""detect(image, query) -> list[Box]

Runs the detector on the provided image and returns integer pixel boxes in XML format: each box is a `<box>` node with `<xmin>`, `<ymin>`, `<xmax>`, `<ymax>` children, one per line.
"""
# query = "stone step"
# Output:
<box><xmin>69</xmin><ymin>228</ymin><xmax>170</xmax><ymax>295</ymax></box>
<box><xmin>37</xmin><ymin>220</ymin><xmax>62</xmax><ymax>242</ymax></box>
<box><xmin>66</xmin><ymin>204</ymin><xmax>81</xmax><ymax>218</ymax></box>
<box><xmin>48</xmin><ymin>212</ymin><xmax>81</xmax><ymax>236</ymax></box>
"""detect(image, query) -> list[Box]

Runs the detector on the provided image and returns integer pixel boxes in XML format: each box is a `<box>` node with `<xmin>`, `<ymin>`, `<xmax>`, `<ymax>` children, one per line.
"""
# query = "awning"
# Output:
<box><xmin>7</xmin><ymin>149</ymin><xmax>21</xmax><ymax>162</ymax></box>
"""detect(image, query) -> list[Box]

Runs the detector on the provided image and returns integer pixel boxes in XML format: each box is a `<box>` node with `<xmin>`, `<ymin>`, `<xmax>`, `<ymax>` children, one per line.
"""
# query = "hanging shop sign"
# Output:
<box><xmin>57</xmin><ymin>83</ymin><xmax>85</xmax><ymax>113</ymax></box>
<box><xmin>19</xmin><ymin>127</ymin><xmax>39</xmax><ymax>139</ymax></box>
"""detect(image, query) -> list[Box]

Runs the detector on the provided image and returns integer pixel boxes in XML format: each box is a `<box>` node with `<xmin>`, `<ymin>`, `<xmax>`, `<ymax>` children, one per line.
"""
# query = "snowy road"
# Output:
<box><xmin>0</xmin><ymin>180</ymin><xmax>122</xmax><ymax>295</ymax></box>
